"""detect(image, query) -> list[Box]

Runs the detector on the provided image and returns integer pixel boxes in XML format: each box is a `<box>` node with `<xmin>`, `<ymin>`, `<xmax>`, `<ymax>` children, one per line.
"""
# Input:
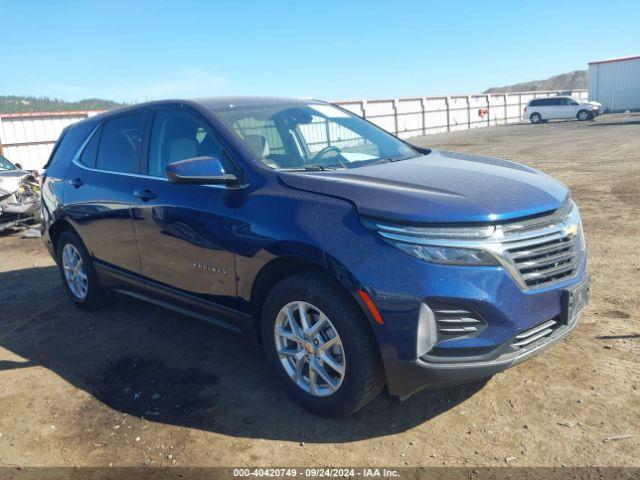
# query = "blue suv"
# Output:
<box><xmin>42</xmin><ymin>97</ymin><xmax>589</xmax><ymax>416</ymax></box>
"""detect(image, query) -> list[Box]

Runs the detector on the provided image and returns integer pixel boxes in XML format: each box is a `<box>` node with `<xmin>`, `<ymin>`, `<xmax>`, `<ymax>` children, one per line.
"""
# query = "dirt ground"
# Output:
<box><xmin>0</xmin><ymin>114</ymin><xmax>638</xmax><ymax>469</ymax></box>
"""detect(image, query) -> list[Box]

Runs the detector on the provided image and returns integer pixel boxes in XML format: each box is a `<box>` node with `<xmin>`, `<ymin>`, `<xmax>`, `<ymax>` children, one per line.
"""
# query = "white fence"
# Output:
<box><xmin>0</xmin><ymin>89</ymin><xmax>588</xmax><ymax>170</ymax></box>
<box><xmin>0</xmin><ymin>111</ymin><xmax>100</xmax><ymax>170</ymax></box>
<box><xmin>334</xmin><ymin>89</ymin><xmax>588</xmax><ymax>138</ymax></box>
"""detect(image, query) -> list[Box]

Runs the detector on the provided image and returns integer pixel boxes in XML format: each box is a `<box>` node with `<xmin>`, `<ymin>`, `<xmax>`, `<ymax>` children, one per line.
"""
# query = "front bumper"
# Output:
<box><xmin>0</xmin><ymin>200</ymin><xmax>40</xmax><ymax>232</ymax></box>
<box><xmin>350</xmin><ymin>226</ymin><xmax>589</xmax><ymax>397</ymax></box>
<box><xmin>384</xmin><ymin>293</ymin><xmax>585</xmax><ymax>397</ymax></box>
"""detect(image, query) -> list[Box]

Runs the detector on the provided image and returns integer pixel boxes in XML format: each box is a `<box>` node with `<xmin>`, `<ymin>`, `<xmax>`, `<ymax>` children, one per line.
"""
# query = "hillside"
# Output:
<box><xmin>484</xmin><ymin>70</ymin><xmax>587</xmax><ymax>93</ymax></box>
<box><xmin>0</xmin><ymin>95</ymin><xmax>124</xmax><ymax>114</ymax></box>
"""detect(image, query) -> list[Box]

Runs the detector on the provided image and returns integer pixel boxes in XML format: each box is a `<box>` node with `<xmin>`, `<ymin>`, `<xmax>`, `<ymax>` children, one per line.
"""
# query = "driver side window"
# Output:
<box><xmin>148</xmin><ymin>109</ymin><xmax>227</xmax><ymax>177</ymax></box>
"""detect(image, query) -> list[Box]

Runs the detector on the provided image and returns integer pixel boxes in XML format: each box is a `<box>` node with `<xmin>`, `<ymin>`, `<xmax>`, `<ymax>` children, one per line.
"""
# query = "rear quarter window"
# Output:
<box><xmin>45</xmin><ymin>120</ymin><xmax>97</xmax><ymax>168</ymax></box>
<box><xmin>78</xmin><ymin>126</ymin><xmax>101</xmax><ymax>168</ymax></box>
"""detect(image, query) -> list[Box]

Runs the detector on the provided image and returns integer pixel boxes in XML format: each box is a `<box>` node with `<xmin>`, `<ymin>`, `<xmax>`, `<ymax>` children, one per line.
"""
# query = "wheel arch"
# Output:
<box><xmin>248</xmin><ymin>253</ymin><xmax>377</xmax><ymax>344</ymax></box>
<box><xmin>48</xmin><ymin>218</ymin><xmax>78</xmax><ymax>257</ymax></box>
<box><xmin>577</xmin><ymin>109</ymin><xmax>591</xmax><ymax>120</ymax></box>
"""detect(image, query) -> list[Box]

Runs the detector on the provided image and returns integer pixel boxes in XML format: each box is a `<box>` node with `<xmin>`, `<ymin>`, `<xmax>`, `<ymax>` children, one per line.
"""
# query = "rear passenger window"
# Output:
<box><xmin>529</xmin><ymin>99</ymin><xmax>541</xmax><ymax>107</ymax></box>
<box><xmin>96</xmin><ymin>112</ymin><xmax>146</xmax><ymax>173</ymax></box>
<box><xmin>79</xmin><ymin>127</ymin><xmax>101</xmax><ymax>168</ymax></box>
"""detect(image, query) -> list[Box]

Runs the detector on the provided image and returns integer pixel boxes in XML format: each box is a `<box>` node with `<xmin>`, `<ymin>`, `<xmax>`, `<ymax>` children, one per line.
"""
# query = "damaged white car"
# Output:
<box><xmin>0</xmin><ymin>155</ymin><xmax>41</xmax><ymax>232</ymax></box>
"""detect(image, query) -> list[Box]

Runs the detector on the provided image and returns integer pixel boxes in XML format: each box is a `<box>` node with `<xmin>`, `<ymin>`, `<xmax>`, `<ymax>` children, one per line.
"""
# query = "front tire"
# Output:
<box><xmin>56</xmin><ymin>230</ymin><xmax>108</xmax><ymax>310</ymax></box>
<box><xmin>577</xmin><ymin>110</ymin><xmax>593</xmax><ymax>121</ymax></box>
<box><xmin>530</xmin><ymin>112</ymin><xmax>542</xmax><ymax>124</ymax></box>
<box><xmin>261</xmin><ymin>271</ymin><xmax>385</xmax><ymax>416</ymax></box>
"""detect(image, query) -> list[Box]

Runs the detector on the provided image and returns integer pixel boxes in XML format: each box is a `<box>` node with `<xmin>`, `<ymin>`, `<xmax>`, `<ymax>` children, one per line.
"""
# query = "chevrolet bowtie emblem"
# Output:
<box><xmin>564</xmin><ymin>224</ymin><xmax>579</xmax><ymax>237</ymax></box>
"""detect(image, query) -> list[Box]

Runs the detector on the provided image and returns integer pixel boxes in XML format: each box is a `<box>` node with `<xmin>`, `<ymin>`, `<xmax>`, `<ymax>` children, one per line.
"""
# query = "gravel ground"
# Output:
<box><xmin>0</xmin><ymin>114</ymin><xmax>638</xmax><ymax>469</ymax></box>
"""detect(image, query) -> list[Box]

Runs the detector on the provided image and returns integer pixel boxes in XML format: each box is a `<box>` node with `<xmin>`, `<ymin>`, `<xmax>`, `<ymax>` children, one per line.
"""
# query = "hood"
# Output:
<box><xmin>0</xmin><ymin>170</ymin><xmax>30</xmax><ymax>197</ymax></box>
<box><xmin>278</xmin><ymin>150</ymin><xmax>568</xmax><ymax>224</ymax></box>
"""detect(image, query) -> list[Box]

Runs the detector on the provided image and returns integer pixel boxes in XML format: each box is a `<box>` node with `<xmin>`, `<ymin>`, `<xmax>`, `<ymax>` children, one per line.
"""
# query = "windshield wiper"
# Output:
<box><xmin>368</xmin><ymin>154</ymin><xmax>422</xmax><ymax>166</ymax></box>
<box><xmin>280</xmin><ymin>165</ymin><xmax>340</xmax><ymax>172</ymax></box>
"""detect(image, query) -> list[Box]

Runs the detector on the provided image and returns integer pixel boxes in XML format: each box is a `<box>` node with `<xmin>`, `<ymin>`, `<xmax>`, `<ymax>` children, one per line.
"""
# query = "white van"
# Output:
<box><xmin>523</xmin><ymin>96</ymin><xmax>602</xmax><ymax>123</ymax></box>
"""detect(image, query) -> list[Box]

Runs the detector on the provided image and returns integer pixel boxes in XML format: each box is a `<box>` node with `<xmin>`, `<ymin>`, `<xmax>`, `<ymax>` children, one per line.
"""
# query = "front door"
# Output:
<box><xmin>131</xmin><ymin>106</ymin><xmax>239</xmax><ymax>308</ymax></box>
<box><xmin>563</xmin><ymin>98</ymin><xmax>579</xmax><ymax>119</ymax></box>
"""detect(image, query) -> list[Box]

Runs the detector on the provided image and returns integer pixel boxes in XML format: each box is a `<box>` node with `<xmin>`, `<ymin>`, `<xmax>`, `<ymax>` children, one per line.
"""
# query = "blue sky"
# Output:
<box><xmin>1</xmin><ymin>0</ymin><xmax>638</xmax><ymax>102</ymax></box>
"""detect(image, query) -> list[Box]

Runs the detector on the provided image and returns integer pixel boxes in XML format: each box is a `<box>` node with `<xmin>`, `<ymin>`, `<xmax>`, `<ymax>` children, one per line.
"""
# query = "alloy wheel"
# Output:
<box><xmin>62</xmin><ymin>243</ymin><xmax>88</xmax><ymax>300</ymax></box>
<box><xmin>274</xmin><ymin>301</ymin><xmax>346</xmax><ymax>397</ymax></box>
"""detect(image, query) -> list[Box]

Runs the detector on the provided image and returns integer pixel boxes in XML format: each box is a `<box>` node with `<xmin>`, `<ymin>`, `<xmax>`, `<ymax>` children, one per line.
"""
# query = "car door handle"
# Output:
<box><xmin>68</xmin><ymin>177</ymin><xmax>84</xmax><ymax>188</ymax></box>
<box><xmin>133</xmin><ymin>189</ymin><xmax>156</xmax><ymax>201</ymax></box>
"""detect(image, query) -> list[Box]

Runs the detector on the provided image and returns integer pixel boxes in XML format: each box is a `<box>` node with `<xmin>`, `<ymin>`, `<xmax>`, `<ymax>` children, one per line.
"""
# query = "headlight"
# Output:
<box><xmin>362</xmin><ymin>219</ymin><xmax>500</xmax><ymax>266</ymax></box>
<box><xmin>390</xmin><ymin>242</ymin><xmax>498</xmax><ymax>265</ymax></box>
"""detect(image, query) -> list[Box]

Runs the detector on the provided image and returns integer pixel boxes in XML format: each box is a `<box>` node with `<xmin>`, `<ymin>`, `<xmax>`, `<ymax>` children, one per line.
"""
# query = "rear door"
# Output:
<box><xmin>131</xmin><ymin>105</ymin><xmax>239</xmax><ymax>307</ymax></box>
<box><xmin>63</xmin><ymin>110</ymin><xmax>148</xmax><ymax>274</ymax></box>
<box><xmin>531</xmin><ymin>98</ymin><xmax>550</xmax><ymax>118</ymax></box>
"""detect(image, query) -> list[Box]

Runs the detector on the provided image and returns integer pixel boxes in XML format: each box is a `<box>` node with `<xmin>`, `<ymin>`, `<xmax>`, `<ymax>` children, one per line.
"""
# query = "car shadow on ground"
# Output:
<box><xmin>0</xmin><ymin>266</ymin><xmax>486</xmax><ymax>443</ymax></box>
<box><xmin>587</xmin><ymin>119</ymin><xmax>640</xmax><ymax>127</ymax></box>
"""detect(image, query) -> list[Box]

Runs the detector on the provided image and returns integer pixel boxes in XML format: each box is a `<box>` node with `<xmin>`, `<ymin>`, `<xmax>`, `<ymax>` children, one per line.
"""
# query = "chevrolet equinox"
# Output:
<box><xmin>42</xmin><ymin>97</ymin><xmax>589</xmax><ymax>416</ymax></box>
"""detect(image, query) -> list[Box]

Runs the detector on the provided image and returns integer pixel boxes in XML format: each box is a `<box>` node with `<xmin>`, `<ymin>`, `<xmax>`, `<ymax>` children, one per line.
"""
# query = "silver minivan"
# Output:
<box><xmin>523</xmin><ymin>96</ymin><xmax>602</xmax><ymax>123</ymax></box>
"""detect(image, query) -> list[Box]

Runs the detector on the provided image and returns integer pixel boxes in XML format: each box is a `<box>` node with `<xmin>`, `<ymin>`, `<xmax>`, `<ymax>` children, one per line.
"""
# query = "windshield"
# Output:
<box><xmin>0</xmin><ymin>156</ymin><xmax>16</xmax><ymax>171</ymax></box>
<box><xmin>210</xmin><ymin>102</ymin><xmax>421</xmax><ymax>170</ymax></box>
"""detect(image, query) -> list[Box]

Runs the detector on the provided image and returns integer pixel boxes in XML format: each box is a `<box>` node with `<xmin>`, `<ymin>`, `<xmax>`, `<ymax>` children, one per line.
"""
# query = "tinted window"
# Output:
<box><xmin>96</xmin><ymin>112</ymin><xmax>146</xmax><ymax>173</ymax></box>
<box><xmin>531</xmin><ymin>98</ymin><xmax>555</xmax><ymax>106</ymax></box>
<box><xmin>79</xmin><ymin>127</ymin><xmax>101</xmax><ymax>168</ymax></box>
<box><xmin>548</xmin><ymin>98</ymin><xmax>562</xmax><ymax>106</ymax></box>
<box><xmin>46</xmin><ymin>121</ymin><xmax>97</xmax><ymax>168</ymax></box>
<box><xmin>148</xmin><ymin>109</ymin><xmax>227</xmax><ymax>177</ymax></box>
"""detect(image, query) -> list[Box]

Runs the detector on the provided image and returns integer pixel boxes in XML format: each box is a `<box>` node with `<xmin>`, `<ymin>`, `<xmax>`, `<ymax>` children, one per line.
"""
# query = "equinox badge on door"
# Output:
<box><xmin>193</xmin><ymin>262</ymin><xmax>228</xmax><ymax>275</ymax></box>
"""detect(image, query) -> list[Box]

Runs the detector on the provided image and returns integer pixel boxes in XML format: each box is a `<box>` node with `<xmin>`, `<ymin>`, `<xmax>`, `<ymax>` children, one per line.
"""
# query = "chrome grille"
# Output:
<box><xmin>499</xmin><ymin>202</ymin><xmax>585</xmax><ymax>288</ymax></box>
<box><xmin>505</xmin><ymin>236</ymin><xmax>578</xmax><ymax>287</ymax></box>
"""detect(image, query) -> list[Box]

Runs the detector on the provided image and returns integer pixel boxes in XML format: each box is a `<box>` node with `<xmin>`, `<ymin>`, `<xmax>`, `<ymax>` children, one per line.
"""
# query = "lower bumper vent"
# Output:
<box><xmin>512</xmin><ymin>319</ymin><xmax>559</xmax><ymax>349</ymax></box>
<box><xmin>431</xmin><ymin>304</ymin><xmax>487</xmax><ymax>341</ymax></box>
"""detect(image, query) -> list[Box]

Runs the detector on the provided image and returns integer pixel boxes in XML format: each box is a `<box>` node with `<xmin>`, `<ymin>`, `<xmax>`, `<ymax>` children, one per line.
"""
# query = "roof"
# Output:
<box><xmin>57</xmin><ymin>96</ymin><xmax>323</xmax><ymax>130</ymax></box>
<box><xmin>588</xmin><ymin>54</ymin><xmax>640</xmax><ymax>66</ymax></box>
<box><xmin>194</xmin><ymin>96</ymin><xmax>319</xmax><ymax>109</ymax></box>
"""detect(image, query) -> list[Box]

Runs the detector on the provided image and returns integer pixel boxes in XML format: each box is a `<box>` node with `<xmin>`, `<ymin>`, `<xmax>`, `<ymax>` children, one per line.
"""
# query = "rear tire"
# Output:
<box><xmin>530</xmin><ymin>113</ymin><xmax>542</xmax><ymax>124</ymax></box>
<box><xmin>56</xmin><ymin>230</ymin><xmax>108</xmax><ymax>310</ymax></box>
<box><xmin>261</xmin><ymin>271</ymin><xmax>385</xmax><ymax>416</ymax></box>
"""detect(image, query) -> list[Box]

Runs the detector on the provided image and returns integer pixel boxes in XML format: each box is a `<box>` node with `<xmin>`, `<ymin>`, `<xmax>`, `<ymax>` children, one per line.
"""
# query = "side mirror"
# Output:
<box><xmin>14</xmin><ymin>162</ymin><xmax>23</xmax><ymax>170</ymax></box>
<box><xmin>166</xmin><ymin>156</ymin><xmax>238</xmax><ymax>185</ymax></box>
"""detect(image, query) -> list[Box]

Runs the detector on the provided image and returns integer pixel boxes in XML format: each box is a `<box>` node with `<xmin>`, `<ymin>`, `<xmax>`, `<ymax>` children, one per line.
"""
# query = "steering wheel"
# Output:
<box><xmin>312</xmin><ymin>146</ymin><xmax>345</xmax><ymax>167</ymax></box>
